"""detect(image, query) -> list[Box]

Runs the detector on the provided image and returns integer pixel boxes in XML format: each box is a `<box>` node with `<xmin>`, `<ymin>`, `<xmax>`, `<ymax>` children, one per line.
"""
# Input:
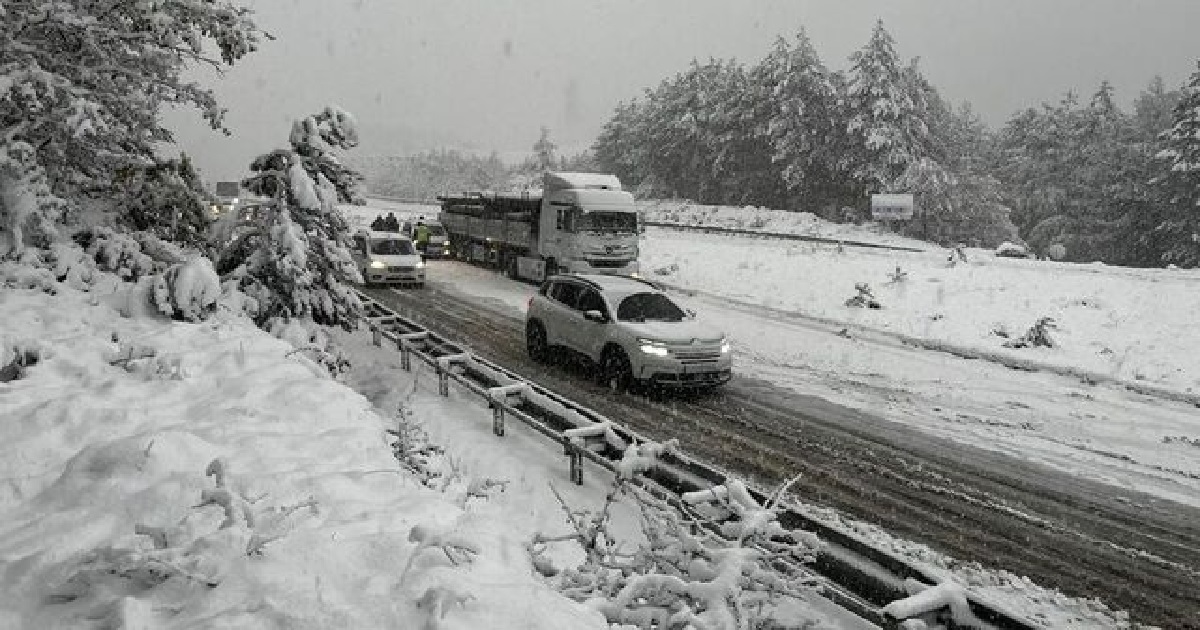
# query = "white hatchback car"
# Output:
<box><xmin>525</xmin><ymin>274</ymin><xmax>732</xmax><ymax>391</ymax></box>
<box><xmin>351</xmin><ymin>230</ymin><xmax>426</xmax><ymax>287</ymax></box>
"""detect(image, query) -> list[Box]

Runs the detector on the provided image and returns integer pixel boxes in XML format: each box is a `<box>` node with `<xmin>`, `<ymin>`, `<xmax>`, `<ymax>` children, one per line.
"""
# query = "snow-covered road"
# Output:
<box><xmin>417</xmin><ymin>256</ymin><xmax>1200</xmax><ymax>509</ymax></box>
<box><xmin>363</xmin><ymin>260</ymin><xmax>1200</xmax><ymax>627</ymax></box>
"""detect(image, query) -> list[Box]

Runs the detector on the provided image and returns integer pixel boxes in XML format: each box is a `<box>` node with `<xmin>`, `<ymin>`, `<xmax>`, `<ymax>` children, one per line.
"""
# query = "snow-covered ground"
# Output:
<box><xmin>638</xmin><ymin>199</ymin><xmax>927</xmax><ymax>248</ymax></box>
<box><xmin>344</xmin><ymin>199</ymin><xmax>1200</xmax><ymax>507</ymax></box>
<box><xmin>0</xmin><ymin>282</ymin><xmax>610</xmax><ymax>629</ymax></box>
<box><xmin>0</xmin><ymin>273</ymin><xmax>875</xmax><ymax>628</ymax></box>
<box><xmin>0</xmin><ymin>266</ymin><xmax>1143</xmax><ymax>628</ymax></box>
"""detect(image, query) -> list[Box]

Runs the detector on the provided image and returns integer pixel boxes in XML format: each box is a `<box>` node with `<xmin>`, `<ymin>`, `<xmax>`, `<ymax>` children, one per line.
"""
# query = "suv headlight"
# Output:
<box><xmin>370</xmin><ymin>260</ymin><xmax>386</xmax><ymax>269</ymax></box>
<box><xmin>415</xmin><ymin>260</ymin><xmax>426</xmax><ymax>268</ymax></box>
<box><xmin>637</xmin><ymin>338</ymin><xmax>670</xmax><ymax>357</ymax></box>
<box><xmin>720</xmin><ymin>337</ymin><xmax>731</xmax><ymax>354</ymax></box>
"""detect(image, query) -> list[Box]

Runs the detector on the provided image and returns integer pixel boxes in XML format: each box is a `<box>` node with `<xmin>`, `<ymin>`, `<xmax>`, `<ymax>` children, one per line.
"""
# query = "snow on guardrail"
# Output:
<box><xmin>354</xmin><ymin>287</ymin><xmax>1042</xmax><ymax>630</ymax></box>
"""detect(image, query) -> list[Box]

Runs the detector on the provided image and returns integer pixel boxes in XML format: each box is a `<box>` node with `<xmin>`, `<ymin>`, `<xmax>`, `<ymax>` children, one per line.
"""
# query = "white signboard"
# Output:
<box><xmin>871</xmin><ymin>194</ymin><xmax>915</xmax><ymax>220</ymax></box>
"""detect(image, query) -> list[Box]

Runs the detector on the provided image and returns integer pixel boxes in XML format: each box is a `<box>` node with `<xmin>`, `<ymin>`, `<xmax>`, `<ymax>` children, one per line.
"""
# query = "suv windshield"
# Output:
<box><xmin>616</xmin><ymin>292</ymin><xmax>685</xmax><ymax>322</ymax></box>
<box><xmin>576</xmin><ymin>211</ymin><xmax>637</xmax><ymax>234</ymax></box>
<box><xmin>371</xmin><ymin>239</ymin><xmax>414</xmax><ymax>255</ymax></box>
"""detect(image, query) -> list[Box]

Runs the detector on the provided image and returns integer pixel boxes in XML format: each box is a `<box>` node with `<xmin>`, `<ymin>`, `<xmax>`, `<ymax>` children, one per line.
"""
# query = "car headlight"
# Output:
<box><xmin>416</xmin><ymin>260</ymin><xmax>426</xmax><ymax>268</ymax></box>
<box><xmin>369</xmin><ymin>260</ymin><xmax>386</xmax><ymax>269</ymax></box>
<box><xmin>637</xmin><ymin>338</ymin><xmax>670</xmax><ymax>357</ymax></box>
<box><xmin>720</xmin><ymin>338</ymin><xmax>732</xmax><ymax>354</ymax></box>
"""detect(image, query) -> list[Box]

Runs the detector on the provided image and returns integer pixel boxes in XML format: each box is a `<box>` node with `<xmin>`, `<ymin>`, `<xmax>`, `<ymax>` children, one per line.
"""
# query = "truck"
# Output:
<box><xmin>437</xmin><ymin>172</ymin><xmax>640</xmax><ymax>283</ymax></box>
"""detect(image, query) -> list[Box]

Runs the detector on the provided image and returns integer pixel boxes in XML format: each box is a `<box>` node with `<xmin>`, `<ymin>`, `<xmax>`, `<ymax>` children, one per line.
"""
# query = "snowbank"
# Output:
<box><xmin>0</xmin><ymin>282</ymin><xmax>605</xmax><ymax>629</ymax></box>
<box><xmin>642</xmin><ymin>227</ymin><xmax>1200</xmax><ymax>396</ymax></box>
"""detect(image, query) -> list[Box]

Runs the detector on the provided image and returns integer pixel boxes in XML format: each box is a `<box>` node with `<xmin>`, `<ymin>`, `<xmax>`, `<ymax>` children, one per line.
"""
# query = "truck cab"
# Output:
<box><xmin>537</xmin><ymin>172</ymin><xmax>639</xmax><ymax>277</ymax></box>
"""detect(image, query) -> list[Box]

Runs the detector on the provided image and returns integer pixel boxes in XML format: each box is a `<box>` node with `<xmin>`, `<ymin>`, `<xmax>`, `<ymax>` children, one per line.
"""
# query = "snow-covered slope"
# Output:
<box><xmin>641</xmin><ymin>226</ymin><xmax>1200</xmax><ymax>399</ymax></box>
<box><xmin>0</xmin><ymin>280</ymin><xmax>607</xmax><ymax>630</ymax></box>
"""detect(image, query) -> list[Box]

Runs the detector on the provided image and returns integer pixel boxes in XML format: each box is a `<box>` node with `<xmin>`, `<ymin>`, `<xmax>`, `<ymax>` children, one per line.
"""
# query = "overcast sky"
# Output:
<box><xmin>166</xmin><ymin>0</ymin><xmax>1200</xmax><ymax>182</ymax></box>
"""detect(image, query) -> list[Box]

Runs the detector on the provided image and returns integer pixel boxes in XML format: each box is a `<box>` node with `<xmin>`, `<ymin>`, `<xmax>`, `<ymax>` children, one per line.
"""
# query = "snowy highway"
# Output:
<box><xmin>361</xmin><ymin>260</ymin><xmax>1200</xmax><ymax>629</ymax></box>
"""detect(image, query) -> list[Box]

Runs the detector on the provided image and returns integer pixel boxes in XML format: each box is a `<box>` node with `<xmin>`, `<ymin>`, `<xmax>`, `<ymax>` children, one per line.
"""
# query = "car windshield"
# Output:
<box><xmin>427</xmin><ymin>225</ymin><xmax>445</xmax><ymax>236</ymax></box>
<box><xmin>616</xmin><ymin>292</ymin><xmax>686</xmax><ymax>322</ymax></box>
<box><xmin>576</xmin><ymin>211</ymin><xmax>637</xmax><ymax>234</ymax></box>
<box><xmin>371</xmin><ymin>239</ymin><xmax>414</xmax><ymax>255</ymax></box>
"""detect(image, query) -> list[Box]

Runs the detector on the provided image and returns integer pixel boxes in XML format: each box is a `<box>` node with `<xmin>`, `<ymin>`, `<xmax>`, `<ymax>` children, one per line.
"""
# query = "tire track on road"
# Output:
<box><xmin>364</xmin><ymin>282</ymin><xmax>1200</xmax><ymax>629</ymax></box>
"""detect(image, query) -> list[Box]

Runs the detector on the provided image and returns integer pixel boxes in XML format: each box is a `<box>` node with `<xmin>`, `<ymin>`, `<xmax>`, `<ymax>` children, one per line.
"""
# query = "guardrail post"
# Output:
<box><xmin>438</xmin><ymin>365</ymin><xmax>449</xmax><ymax>396</ymax></box>
<box><xmin>400</xmin><ymin>340</ymin><xmax>411</xmax><ymax>371</ymax></box>
<box><xmin>492</xmin><ymin>403</ymin><xmax>505</xmax><ymax>436</ymax></box>
<box><xmin>568</xmin><ymin>442</ymin><xmax>583</xmax><ymax>485</ymax></box>
<box><xmin>372</xmin><ymin>326</ymin><xmax>382</xmax><ymax>347</ymax></box>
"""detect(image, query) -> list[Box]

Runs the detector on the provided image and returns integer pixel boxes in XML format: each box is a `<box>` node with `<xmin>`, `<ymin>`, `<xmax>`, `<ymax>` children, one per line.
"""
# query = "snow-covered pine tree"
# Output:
<box><xmin>532</xmin><ymin>126</ymin><xmax>558</xmax><ymax>173</ymax></box>
<box><xmin>231</xmin><ymin>107</ymin><xmax>365</xmax><ymax>330</ymax></box>
<box><xmin>0</xmin><ymin>1</ymin><xmax>264</xmax><ymax>255</ymax></box>
<box><xmin>120</xmin><ymin>154</ymin><xmax>215</xmax><ymax>251</ymax></box>
<box><xmin>751</xmin><ymin>30</ymin><xmax>844</xmax><ymax>212</ymax></box>
<box><xmin>1147</xmin><ymin>62</ymin><xmax>1200</xmax><ymax>267</ymax></box>
<box><xmin>843</xmin><ymin>20</ymin><xmax>939</xmax><ymax>196</ymax></box>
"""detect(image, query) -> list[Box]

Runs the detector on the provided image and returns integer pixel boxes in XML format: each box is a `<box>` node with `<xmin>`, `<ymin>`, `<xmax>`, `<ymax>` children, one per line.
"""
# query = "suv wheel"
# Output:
<box><xmin>601</xmin><ymin>346</ymin><xmax>634</xmax><ymax>392</ymax></box>
<box><xmin>526</xmin><ymin>321</ymin><xmax>549</xmax><ymax>363</ymax></box>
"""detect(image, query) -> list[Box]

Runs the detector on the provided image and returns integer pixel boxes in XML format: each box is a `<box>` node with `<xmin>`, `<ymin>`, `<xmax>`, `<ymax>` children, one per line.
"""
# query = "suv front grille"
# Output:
<box><xmin>670</xmin><ymin>346</ymin><xmax>722</xmax><ymax>363</ymax></box>
<box><xmin>388</xmin><ymin>266</ymin><xmax>414</xmax><ymax>272</ymax></box>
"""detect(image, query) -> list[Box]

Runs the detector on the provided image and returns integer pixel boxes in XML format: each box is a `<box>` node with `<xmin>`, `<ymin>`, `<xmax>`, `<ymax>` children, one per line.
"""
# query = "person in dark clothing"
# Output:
<box><xmin>370</xmin><ymin>214</ymin><xmax>386</xmax><ymax>231</ymax></box>
<box><xmin>383</xmin><ymin>212</ymin><xmax>400</xmax><ymax>232</ymax></box>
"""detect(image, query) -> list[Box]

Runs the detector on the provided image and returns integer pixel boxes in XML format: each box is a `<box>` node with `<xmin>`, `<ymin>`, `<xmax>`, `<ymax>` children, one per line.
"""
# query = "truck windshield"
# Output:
<box><xmin>576</xmin><ymin>211</ymin><xmax>637</xmax><ymax>233</ymax></box>
<box><xmin>371</xmin><ymin>239</ymin><xmax>415</xmax><ymax>255</ymax></box>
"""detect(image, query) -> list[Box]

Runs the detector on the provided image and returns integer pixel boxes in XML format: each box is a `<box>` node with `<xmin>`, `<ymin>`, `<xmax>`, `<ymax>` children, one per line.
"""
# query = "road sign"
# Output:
<box><xmin>871</xmin><ymin>194</ymin><xmax>914</xmax><ymax>220</ymax></box>
<box><xmin>215</xmin><ymin>181</ymin><xmax>240</xmax><ymax>198</ymax></box>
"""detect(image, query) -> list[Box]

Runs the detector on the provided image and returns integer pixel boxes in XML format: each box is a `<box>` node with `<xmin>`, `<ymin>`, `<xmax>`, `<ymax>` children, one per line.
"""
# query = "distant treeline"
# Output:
<box><xmin>589</xmin><ymin>21</ymin><xmax>1200</xmax><ymax>266</ymax></box>
<box><xmin>350</xmin><ymin>128</ymin><xmax>595</xmax><ymax>202</ymax></box>
<box><xmin>355</xmin><ymin>20</ymin><xmax>1200</xmax><ymax>267</ymax></box>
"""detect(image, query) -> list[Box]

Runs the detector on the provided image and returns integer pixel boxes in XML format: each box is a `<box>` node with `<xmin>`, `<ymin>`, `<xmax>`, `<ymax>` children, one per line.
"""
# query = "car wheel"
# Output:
<box><xmin>526</xmin><ymin>321</ymin><xmax>549</xmax><ymax>363</ymax></box>
<box><xmin>601</xmin><ymin>346</ymin><xmax>634</xmax><ymax>392</ymax></box>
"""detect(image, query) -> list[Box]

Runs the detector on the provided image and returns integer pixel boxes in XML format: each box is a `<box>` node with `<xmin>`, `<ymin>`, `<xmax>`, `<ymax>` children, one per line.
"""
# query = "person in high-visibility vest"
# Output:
<box><xmin>414</xmin><ymin>221</ymin><xmax>431</xmax><ymax>258</ymax></box>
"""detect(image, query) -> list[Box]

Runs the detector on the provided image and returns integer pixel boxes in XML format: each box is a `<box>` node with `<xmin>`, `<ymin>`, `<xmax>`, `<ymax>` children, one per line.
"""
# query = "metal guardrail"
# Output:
<box><xmin>356</xmin><ymin>288</ymin><xmax>1039</xmax><ymax>629</ymax></box>
<box><xmin>642</xmin><ymin>220</ymin><xmax>927</xmax><ymax>253</ymax></box>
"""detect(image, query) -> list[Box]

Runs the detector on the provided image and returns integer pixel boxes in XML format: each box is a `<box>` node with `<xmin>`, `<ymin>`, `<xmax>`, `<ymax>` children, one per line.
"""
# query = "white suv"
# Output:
<box><xmin>525</xmin><ymin>274</ymin><xmax>732</xmax><ymax>391</ymax></box>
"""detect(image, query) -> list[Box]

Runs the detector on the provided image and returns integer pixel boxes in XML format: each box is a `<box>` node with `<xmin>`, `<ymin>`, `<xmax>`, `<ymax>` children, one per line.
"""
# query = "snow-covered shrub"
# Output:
<box><xmin>886</xmin><ymin>265</ymin><xmax>908</xmax><ymax>284</ymax></box>
<box><xmin>48</xmin><ymin>459</ymin><xmax>314</xmax><ymax>616</ymax></box>
<box><xmin>0</xmin><ymin>343</ymin><xmax>41</xmax><ymax>383</ymax></box>
<box><xmin>223</xmin><ymin>107</ymin><xmax>365</xmax><ymax>331</ymax></box>
<box><xmin>151</xmin><ymin>257</ymin><xmax>221</xmax><ymax>323</ymax></box>
<box><xmin>270</xmin><ymin>317</ymin><xmax>352</xmax><ymax>378</ymax></box>
<box><xmin>995</xmin><ymin>241</ymin><xmax>1032</xmax><ymax>259</ymax></box>
<box><xmin>118</xmin><ymin>154</ymin><xmax>215</xmax><ymax>251</ymax></box>
<box><xmin>1004</xmin><ymin>317</ymin><xmax>1058</xmax><ymax>349</ymax></box>
<box><xmin>72</xmin><ymin>226</ymin><xmax>160</xmax><ymax>281</ymax></box>
<box><xmin>0</xmin><ymin>141</ymin><xmax>62</xmax><ymax>258</ymax></box>
<box><xmin>0</xmin><ymin>256</ymin><xmax>58</xmax><ymax>294</ymax></box>
<box><xmin>1044</xmin><ymin>242</ymin><xmax>1067</xmax><ymax>261</ymax></box>
<box><xmin>536</xmin><ymin>442</ymin><xmax>822</xmax><ymax>629</ymax></box>
<box><xmin>844</xmin><ymin>282</ymin><xmax>882</xmax><ymax>308</ymax></box>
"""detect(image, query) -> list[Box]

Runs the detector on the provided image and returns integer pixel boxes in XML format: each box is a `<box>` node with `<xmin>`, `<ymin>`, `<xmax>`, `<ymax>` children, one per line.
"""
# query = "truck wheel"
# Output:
<box><xmin>507</xmin><ymin>255</ymin><xmax>520</xmax><ymax>280</ymax></box>
<box><xmin>526</xmin><ymin>321</ymin><xmax>549</xmax><ymax>363</ymax></box>
<box><xmin>601</xmin><ymin>346</ymin><xmax>634</xmax><ymax>393</ymax></box>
